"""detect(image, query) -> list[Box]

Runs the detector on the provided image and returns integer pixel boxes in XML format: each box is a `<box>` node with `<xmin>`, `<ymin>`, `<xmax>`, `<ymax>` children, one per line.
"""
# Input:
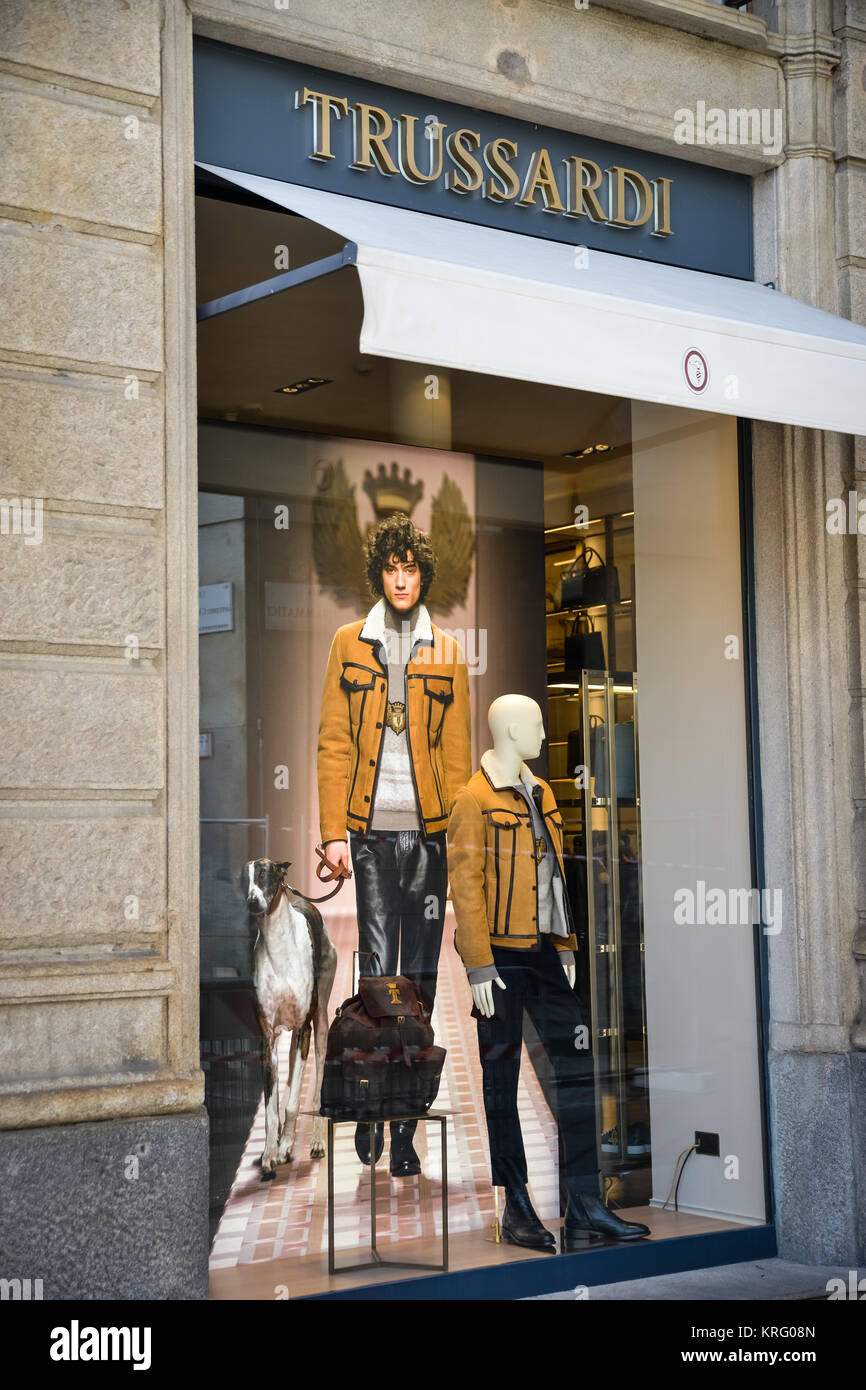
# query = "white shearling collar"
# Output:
<box><xmin>359</xmin><ymin>597</ymin><xmax>432</xmax><ymax>651</ymax></box>
<box><xmin>480</xmin><ymin>747</ymin><xmax>541</xmax><ymax>792</ymax></box>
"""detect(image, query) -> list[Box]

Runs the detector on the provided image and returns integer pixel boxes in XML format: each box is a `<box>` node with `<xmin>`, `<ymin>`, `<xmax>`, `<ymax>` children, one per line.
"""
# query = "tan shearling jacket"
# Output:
<box><xmin>447</xmin><ymin>751</ymin><xmax>578</xmax><ymax>973</ymax></box>
<box><xmin>317</xmin><ymin>599</ymin><xmax>471</xmax><ymax>844</ymax></box>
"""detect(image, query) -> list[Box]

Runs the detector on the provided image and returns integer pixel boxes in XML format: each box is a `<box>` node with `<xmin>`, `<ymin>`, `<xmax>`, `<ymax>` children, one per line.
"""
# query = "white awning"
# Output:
<box><xmin>199</xmin><ymin>162</ymin><xmax>866</xmax><ymax>436</ymax></box>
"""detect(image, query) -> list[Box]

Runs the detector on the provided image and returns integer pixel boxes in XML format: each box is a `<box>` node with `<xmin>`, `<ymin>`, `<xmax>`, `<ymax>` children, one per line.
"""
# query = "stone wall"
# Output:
<box><xmin>749</xmin><ymin>0</ymin><xmax>866</xmax><ymax>1263</ymax></box>
<box><xmin>0</xmin><ymin>0</ymin><xmax>201</xmax><ymax>1126</ymax></box>
<box><xmin>0</xmin><ymin>0</ymin><xmax>205</xmax><ymax>1296</ymax></box>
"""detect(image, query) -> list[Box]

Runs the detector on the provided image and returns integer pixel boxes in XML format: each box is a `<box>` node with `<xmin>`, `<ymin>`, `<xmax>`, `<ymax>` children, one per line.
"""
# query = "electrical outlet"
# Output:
<box><xmin>695</xmin><ymin>1130</ymin><xmax>720</xmax><ymax>1156</ymax></box>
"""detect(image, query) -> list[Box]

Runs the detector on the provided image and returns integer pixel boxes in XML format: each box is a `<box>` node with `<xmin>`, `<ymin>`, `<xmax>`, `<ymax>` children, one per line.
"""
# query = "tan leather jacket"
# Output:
<box><xmin>317</xmin><ymin>601</ymin><xmax>471</xmax><ymax>844</ymax></box>
<box><xmin>447</xmin><ymin>753</ymin><xmax>578</xmax><ymax>972</ymax></box>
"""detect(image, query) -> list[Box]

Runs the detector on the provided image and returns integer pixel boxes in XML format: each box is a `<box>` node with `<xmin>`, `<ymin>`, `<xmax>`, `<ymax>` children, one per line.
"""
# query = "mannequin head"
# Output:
<box><xmin>488</xmin><ymin>694</ymin><xmax>546</xmax><ymax>763</ymax></box>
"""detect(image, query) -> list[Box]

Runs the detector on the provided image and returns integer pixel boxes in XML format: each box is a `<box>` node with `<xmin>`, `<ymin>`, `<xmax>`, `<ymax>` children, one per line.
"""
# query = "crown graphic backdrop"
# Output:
<box><xmin>312</xmin><ymin>459</ymin><xmax>474</xmax><ymax>614</ymax></box>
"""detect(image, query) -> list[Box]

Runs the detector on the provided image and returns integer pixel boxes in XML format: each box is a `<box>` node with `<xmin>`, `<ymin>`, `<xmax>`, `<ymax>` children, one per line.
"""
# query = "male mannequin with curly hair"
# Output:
<box><xmin>318</xmin><ymin>512</ymin><xmax>471</xmax><ymax>1173</ymax></box>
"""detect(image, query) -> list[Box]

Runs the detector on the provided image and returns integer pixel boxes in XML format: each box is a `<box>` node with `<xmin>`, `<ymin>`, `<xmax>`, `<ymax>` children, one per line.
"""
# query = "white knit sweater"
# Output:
<box><xmin>369</xmin><ymin>602</ymin><xmax>422</xmax><ymax>831</ymax></box>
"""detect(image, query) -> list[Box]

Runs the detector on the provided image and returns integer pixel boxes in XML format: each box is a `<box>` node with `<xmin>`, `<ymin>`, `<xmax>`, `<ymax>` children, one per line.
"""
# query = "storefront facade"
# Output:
<box><xmin>2</xmin><ymin>0</ymin><xmax>865</xmax><ymax>1299</ymax></box>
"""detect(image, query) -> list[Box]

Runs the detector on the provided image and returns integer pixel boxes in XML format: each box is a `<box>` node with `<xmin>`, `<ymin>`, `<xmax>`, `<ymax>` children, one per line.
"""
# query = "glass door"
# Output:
<box><xmin>546</xmin><ymin>499</ymin><xmax>651</xmax><ymax>1208</ymax></box>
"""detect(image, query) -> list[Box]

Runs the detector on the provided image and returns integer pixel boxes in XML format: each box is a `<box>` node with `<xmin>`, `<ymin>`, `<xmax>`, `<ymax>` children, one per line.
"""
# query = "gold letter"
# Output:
<box><xmin>517</xmin><ymin>148</ymin><xmax>564</xmax><ymax>213</ymax></box>
<box><xmin>562</xmin><ymin>156</ymin><xmax>606</xmax><ymax>221</ymax></box>
<box><xmin>607</xmin><ymin>166</ymin><xmax>653</xmax><ymax>228</ymax></box>
<box><xmin>483</xmin><ymin>138</ymin><xmax>521</xmax><ymax>202</ymax></box>
<box><xmin>652</xmin><ymin>176</ymin><xmax>673</xmax><ymax>236</ymax></box>
<box><xmin>295</xmin><ymin>88</ymin><xmax>349</xmax><ymax>162</ymax></box>
<box><xmin>397</xmin><ymin>114</ymin><xmax>444</xmax><ymax>184</ymax></box>
<box><xmin>445</xmin><ymin>129</ymin><xmax>484</xmax><ymax>194</ymax></box>
<box><xmin>351</xmin><ymin>103</ymin><xmax>399</xmax><ymax>175</ymax></box>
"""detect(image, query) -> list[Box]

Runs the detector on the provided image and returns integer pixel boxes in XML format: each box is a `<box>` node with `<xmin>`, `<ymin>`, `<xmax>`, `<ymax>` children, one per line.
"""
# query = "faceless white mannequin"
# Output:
<box><xmin>472</xmin><ymin>694</ymin><xmax>576</xmax><ymax>1018</ymax></box>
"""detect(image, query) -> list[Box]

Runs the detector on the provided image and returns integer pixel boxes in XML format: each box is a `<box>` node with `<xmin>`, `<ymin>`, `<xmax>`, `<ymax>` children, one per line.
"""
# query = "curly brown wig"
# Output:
<box><xmin>364</xmin><ymin>512</ymin><xmax>437</xmax><ymax>601</ymax></box>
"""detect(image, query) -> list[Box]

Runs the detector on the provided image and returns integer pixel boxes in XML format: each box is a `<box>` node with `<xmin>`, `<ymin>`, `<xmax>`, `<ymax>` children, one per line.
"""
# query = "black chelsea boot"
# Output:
<box><xmin>562</xmin><ymin>1192</ymin><xmax>650</xmax><ymax>1249</ymax></box>
<box><xmin>501</xmin><ymin>1186</ymin><xmax>557</xmax><ymax>1251</ymax></box>
<box><xmin>389</xmin><ymin>1120</ymin><xmax>422</xmax><ymax>1177</ymax></box>
<box><xmin>354</xmin><ymin>1121</ymin><xmax>385</xmax><ymax>1166</ymax></box>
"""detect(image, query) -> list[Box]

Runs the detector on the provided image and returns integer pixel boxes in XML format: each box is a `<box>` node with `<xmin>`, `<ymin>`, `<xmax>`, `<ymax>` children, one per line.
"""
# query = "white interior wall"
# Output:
<box><xmin>632</xmin><ymin>402</ymin><xmax>766</xmax><ymax>1222</ymax></box>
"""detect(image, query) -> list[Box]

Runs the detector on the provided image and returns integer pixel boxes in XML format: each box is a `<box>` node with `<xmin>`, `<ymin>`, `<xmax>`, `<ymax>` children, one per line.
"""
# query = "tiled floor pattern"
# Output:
<box><xmin>210</xmin><ymin>906</ymin><xmax>560</xmax><ymax>1269</ymax></box>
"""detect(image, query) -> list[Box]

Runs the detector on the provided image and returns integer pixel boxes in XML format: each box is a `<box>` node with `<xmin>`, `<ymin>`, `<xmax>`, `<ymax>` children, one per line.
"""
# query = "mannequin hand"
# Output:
<box><xmin>323</xmin><ymin>840</ymin><xmax>350</xmax><ymax>873</ymax></box>
<box><xmin>562</xmin><ymin>960</ymin><xmax>576</xmax><ymax>988</ymax></box>
<box><xmin>471</xmin><ymin>976</ymin><xmax>506</xmax><ymax>1018</ymax></box>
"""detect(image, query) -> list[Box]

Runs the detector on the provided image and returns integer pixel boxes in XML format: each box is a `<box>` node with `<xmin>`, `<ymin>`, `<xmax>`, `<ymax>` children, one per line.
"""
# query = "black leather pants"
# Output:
<box><xmin>348</xmin><ymin>829</ymin><xmax>447</xmax><ymax>1012</ymax></box>
<box><xmin>477</xmin><ymin>936</ymin><xmax>599</xmax><ymax>1198</ymax></box>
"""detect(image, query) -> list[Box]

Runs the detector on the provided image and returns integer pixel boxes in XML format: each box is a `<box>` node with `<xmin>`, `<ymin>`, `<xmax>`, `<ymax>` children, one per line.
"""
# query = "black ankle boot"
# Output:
<box><xmin>562</xmin><ymin>1192</ymin><xmax>650</xmax><ymax>1248</ymax></box>
<box><xmin>501</xmin><ymin>1186</ymin><xmax>556</xmax><ymax>1251</ymax></box>
<box><xmin>389</xmin><ymin>1120</ymin><xmax>421</xmax><ymax>1177</ymax></box>
<box><xmin>354</xmin><ymin>1122</ymin><xmax>384</xmax><ymax>1166</ymax></box>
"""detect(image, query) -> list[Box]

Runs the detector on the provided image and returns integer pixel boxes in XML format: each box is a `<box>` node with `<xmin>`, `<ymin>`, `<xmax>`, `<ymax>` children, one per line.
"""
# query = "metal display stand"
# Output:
<box><xmin>325</xmin><ymin>1111</ymin><xmax>449</xmax><ymax>1275</ymax></box>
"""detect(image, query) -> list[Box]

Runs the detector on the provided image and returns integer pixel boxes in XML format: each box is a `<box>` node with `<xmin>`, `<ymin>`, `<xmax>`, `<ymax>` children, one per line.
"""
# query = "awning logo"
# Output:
<box><xmin>683</xmin><ymin>348</ymin><xmax>709</xmax><ymax>394</ymax></box>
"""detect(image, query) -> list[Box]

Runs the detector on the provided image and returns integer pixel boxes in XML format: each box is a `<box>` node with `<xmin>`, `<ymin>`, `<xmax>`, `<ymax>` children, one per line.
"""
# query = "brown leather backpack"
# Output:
<box><xmin>320</xmin><ymin>974</ymin><xmax>446</xmax><ymax>1121</ymax></box>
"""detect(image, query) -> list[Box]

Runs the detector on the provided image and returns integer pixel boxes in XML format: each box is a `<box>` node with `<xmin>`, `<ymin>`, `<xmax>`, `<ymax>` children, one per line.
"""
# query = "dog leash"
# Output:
<box><xmin>278</xmin><ymin>844</ymin><xmax>352</xmax><ymax>907</ymax></box>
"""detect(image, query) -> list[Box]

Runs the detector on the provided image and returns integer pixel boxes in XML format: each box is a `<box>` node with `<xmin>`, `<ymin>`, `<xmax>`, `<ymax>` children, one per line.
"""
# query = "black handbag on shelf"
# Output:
<box><xmin>590</xmin><ymin>717</ymin><xmax>637</xmax><ymax>802</ymax></box>
<box><xmin>561</xmin><ymin>544</ymin><xmax>621</xmax><ymax>609</ymax></box>
<box><xmin>564</xmin><ymin>611</ymin><xmax>606</xmax><ymax>673</ymax></box>
<box><xmin>567</xmin><ymin>727</ymin><xmax>583</xmax><ymax>781</ymax></box>
<box><xmin>588</xmin><ymin>714</ymin><xmax>607</xmax><ymax>796</ymax></box>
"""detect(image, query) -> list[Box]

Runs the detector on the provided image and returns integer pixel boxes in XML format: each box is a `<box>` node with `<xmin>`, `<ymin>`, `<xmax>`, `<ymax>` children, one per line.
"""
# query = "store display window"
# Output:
<box><xmin>196</xmin><ymin>188</ymin><xmax>769</xmax><ymax>1296</ymax></box>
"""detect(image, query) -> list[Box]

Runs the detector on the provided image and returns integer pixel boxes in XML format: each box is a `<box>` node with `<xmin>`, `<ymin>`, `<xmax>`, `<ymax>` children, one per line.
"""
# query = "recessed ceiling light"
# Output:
<box><xmin>275</xmin><ymin>377</ymin><xmax>333</xmax><ymax>396</ymax></box>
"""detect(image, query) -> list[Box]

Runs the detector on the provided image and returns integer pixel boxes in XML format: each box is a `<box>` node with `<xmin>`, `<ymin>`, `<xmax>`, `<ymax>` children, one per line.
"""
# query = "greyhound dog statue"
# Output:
<box><xmin>243</xmin><ymin>858</ymin><xmax>337</xmax><ymax>1179</ymax></box>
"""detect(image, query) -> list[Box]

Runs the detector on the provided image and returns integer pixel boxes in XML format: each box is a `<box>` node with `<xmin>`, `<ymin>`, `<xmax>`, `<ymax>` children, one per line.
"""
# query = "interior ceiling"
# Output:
<box><xmin>195</xmin><ymin>193</ymin><xmax>634</xmax><ymax>514</ymax></box>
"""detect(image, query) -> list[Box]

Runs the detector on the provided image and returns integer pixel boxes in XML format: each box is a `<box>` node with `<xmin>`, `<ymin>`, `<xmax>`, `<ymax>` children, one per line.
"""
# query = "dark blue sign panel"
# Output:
<box><xmin>194</xmin><ymin>37</ymin><xmax>752</xmax><ymax>280</ymax></box>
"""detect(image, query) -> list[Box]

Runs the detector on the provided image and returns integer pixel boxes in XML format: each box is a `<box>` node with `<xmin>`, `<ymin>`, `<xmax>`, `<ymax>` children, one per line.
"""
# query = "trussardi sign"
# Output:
<box><xmin>295</xmin><ymin>88</ymin><xmax>673</xmax><ymax>236</ymax></box>
<box><xmin>193</xmin><ymin>39</ymin><xmax>753</xmax><ymax>277</ymax></box>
